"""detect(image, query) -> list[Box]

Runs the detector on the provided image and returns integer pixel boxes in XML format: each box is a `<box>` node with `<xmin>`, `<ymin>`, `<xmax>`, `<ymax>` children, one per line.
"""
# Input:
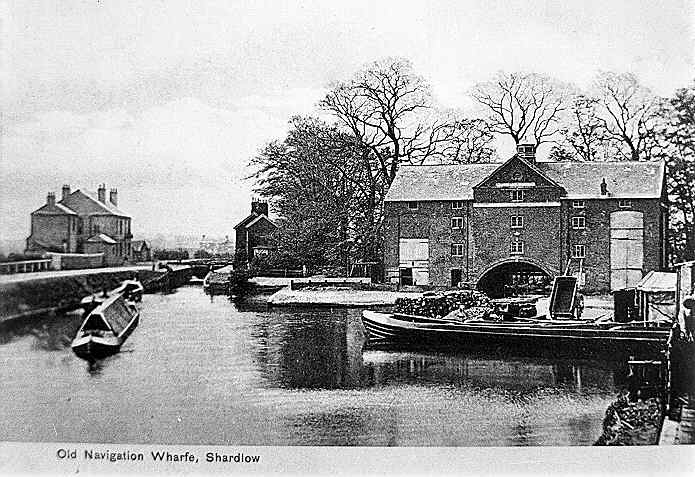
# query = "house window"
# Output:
<box><xmin>619</xmin><ymin>199</ymin><xmax>632</xmax><ymax>208</ymax></box>
<box><xmin>572</xmin><ymin>200</ymin><xmax>585</xmax><ymax>208</ymax></box>
<box><xmin>407</xmin><ymin>201</ymin><xmax>419</xmax><ymax>210</ymax></box>
<box><xmin>451</xmin><ymin>217</ymin><xmax>464</xmax><ymax>229</ymax></box>
<box><xmin>511</xmin><ymin>190</ymin><xmax>525</xmax><ymax>202</ymax></box>
<box><xmin>451</xmin><ymin>243</ymin><xmax>465</xmax><ymax>257</ymax></box>
<box><xmin>571</xmin><ymin>216</ymin><xmax>586</xmax><ymax>230</ymax></box>
<box><xmin>451</xmin><ymin>201</ymin><xmax>464</xmax><ymax>210</ymax></box>
<box><xmin>510</xmin><ymin>240</ymin><xmax>524</xmax><ymax>255</ymax></box>
<box><xmin>572</xmin><ymin>244</ymin><xmax>586</xmax><ymax>258</ymax></box>
<box><xmin>510</xmin><ymin>215</ymin><xmax>524</xmax><ymax>228</ymax></box>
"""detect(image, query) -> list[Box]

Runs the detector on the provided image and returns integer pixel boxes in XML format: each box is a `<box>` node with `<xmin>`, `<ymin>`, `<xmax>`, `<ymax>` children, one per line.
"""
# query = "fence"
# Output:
<box><xmin>0</xmin><ymin>259</ymin><xmax>53</xmax><ymax>274</ymax></box>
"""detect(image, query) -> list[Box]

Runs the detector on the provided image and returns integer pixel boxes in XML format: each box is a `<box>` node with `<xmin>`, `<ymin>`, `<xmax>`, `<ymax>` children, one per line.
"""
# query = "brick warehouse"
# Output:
<box><xmin>383</xmin><ymin>144</ymin><xmax>668</xmax><ymax>296</ymax></box>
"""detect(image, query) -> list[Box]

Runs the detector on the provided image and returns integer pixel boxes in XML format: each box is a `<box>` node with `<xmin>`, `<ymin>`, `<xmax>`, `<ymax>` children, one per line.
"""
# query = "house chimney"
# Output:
<box><xmin>46</xmin><ymin>192</ymin><xmax>55</xmax><ymax>207</ymax></box>
<box><xmin>62</xmin><ymin>184</ymin><xmax>70</xmax><ymax>201</ymax></box>
<box><xmin>251</xmin><ymin>199</ymin><xmax>269</xmax><ymax>216</ymax></box>
<box><xmin>97</xmin><ymin>184</ymin><xmax>106</xmax><ymax>203</ymax></box>
<box><xmin>109</xmin><ymin>188</ymin><xmax>118</xmax><ymax>206</ymax></box>
<box><xmin>600</xmin><ymin>178</ymin><xmax>608</xmax><ymax>195</ymax></box>
<box><xmin>517</xmin><ymin>143</ymin><xmax>537</xmax><ymax>164</ymax></box>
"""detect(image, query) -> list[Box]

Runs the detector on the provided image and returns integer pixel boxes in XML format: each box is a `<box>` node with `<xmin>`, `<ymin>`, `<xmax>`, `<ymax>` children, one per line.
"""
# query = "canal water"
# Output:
<box><xmin>0</xmin><ymin>285</ymin><xmax>625</xmax><ymax>446</ymax></box>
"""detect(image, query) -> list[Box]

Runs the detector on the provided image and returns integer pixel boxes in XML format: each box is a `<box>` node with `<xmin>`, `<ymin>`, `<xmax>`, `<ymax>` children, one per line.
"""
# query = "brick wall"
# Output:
<box><xmin>383</xmin><ymin>202</ymin><xmax>400</xmax><ymax>282</ymax></box>
<box><xmin>248</xmin><ymin>219</ymin><xmax>276</xmax><ymax>255</ymax></box>
<box><xmin>383</xmin><ymin>195</ymin><xmax>665</xmax><ymax>293</ymax></box>
<box><xmin>28</xmin><ymin>215</ymin><xmax>72</xmax><ymax>252</ymax></box>
<box><xmin>563</xmin><ymin>198</ymin><xmax>664</xmax><ymax>293</ymax></box>
<box><xmin>470</xmin><ymin>205</ymin><xmax>563</xmax><ymax>280</ymax></box>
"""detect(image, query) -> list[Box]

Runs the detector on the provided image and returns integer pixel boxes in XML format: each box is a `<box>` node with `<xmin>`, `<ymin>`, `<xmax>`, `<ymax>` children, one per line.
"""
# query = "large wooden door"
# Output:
<box><xmin>399</xmin><ymin>238</ymin><xmax>429</xmax><ymax>286</ymax></box>
<box><xmin>610</xmin><ymin>211</ymin><xmax>644</xmax><ymax>291</ymax></box>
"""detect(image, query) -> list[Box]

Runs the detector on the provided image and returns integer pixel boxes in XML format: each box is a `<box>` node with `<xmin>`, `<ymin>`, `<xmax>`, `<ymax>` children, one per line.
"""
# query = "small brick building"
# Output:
<box><xmin>383</xmin><ymin>145</ymin><xmax>668</xmax><ymax>295</ymax></box>
<box><xmin>26</xmin><ymin>184</ymin><xmax>133</xmax><ymax>266</ymax></box>
<box><xmin>234</xmin><ymin>200</ymin><xmax>277</xmax><ymax>266</ymax></box>
<box><xmin>130</xmin><ymin>240</ymin><xmax>151</xmax><ymax>262</ymax></box>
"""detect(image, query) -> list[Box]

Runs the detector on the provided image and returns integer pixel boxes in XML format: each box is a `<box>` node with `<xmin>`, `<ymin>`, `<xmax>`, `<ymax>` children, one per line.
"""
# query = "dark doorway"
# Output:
<box><xmin>451</xmin><ymin>269</ymin><xmax>462</xmax><ymax>287</ymax></box>
<box><xmin>477</xmin><ymin>262</ymin><xmax>551</xmax><ymax>298</ymax></box>
<box><xmin>399</xmin><ymin>268</ymin><xmax>413</xmax><ymax>286</ymax></box>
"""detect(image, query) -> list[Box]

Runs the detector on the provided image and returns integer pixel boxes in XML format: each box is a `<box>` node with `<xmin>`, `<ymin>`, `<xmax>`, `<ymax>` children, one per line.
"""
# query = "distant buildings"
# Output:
<box><xmin>198</xmin><ymin>235</ymin><xmax>234</xmax><ymax>256</ymax></box>
<box><xmin>234</xmin><ymin>199</ymin><xmax>277</xmax><ymax>265</ymax></box>
<box><xmin>26</xmin><ymin>184</ymin><xmax>133</xmax><ymax>266</ymax></box>
<box><xmin>383</xmin><ymin>144</ymin><xmax>668</xmax><ymax>295</ymax></box>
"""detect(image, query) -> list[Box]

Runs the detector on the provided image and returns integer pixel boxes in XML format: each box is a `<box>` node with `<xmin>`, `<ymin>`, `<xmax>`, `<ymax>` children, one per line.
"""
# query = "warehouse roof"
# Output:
<box><xmin>385</xmin><ymin>157</ymin><xmax>665</xmax><ymax>202</ymax></box>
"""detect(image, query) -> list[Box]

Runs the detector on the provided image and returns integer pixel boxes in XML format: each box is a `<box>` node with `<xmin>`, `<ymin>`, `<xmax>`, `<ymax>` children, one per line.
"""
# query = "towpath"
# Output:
<box><xmin>0</xmin><ymin>265</ymin><xmax>153</xmax><ymax>284</ymax></box>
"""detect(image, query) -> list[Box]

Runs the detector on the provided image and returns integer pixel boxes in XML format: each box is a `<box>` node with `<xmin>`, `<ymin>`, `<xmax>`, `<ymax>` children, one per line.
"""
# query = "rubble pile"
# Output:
<box><xmin>394</xmin><ymin>290</ymin><xmax>493</xmax><ymax>319</ymax></box>
<box><xmin>594</xmin><ymin>395</ymin><xmax>663</xmax><ymax>446</ymax></box>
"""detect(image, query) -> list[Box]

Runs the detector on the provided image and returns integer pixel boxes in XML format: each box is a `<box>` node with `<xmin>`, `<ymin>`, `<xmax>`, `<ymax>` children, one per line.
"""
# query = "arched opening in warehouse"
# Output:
<box><xmin>477</xmin><ymin>260</ymin><xmax>553</xmax><ymax>299</ymax></box>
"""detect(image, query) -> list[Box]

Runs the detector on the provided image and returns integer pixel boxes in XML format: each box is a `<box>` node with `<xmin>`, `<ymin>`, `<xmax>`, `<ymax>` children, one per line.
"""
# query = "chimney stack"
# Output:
<box><xmin>46</xmin><ymin>192</ymin><xmax>56</xmax><ymax>207</ymax></box>
<box><xmin>109</xmin><ymin>188</ymin><xmax>118</xmax><ymax>206</ymax></box>
<box><xmin>97</xmin><ymin>184</ymin><xmax>106</xmax><ymax>203</ymax></box>
<box><xmin>251</xmin><ymin>199</ymin><xmax>269</xmax><ymax>217</ymax></box>
<box><xmin>600</xmin><ymin>178</ymin><xmax>608</xmax><ymax>196</ymax></box>
<box><xmin>517</xmin><ymin>143</ymin><xmax>537</xmax><ymax>164</ymax></box>
<box><xmin>62</xmin><ymin>184</ymin><xmax>70</xmax><ymax>201</ymax></box>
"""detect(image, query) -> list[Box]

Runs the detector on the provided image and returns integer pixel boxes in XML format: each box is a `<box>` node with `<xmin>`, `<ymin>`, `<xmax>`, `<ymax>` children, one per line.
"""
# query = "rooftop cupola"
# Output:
<box><xmin>517</xmin><ymin>143</ymin><xmax>537</xmax><ymax>164</ymax></box>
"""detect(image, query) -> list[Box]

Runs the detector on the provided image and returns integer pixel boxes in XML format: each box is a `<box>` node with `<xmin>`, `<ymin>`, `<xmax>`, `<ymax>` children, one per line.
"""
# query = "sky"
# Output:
<box><xmin>1</xmin><ymin>0</ymin><xmax>693</xmax><ymax>249</ymax></box>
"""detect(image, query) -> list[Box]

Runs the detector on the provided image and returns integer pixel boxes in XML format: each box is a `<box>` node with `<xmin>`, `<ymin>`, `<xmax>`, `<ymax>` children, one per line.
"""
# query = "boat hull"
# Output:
<box><xmin>71</xmin><ymin>314</ymin><xmax>139</xmax><ymax>362</ymax></box>
<box><xmin>361</xmin><ymin>311</ymin><xmax>669</xmax><ymax>357</ymax></box>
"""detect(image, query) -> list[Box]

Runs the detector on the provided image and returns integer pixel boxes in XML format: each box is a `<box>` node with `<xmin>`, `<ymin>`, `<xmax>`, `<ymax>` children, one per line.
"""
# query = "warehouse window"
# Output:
<box><xmin>451</xmin><ymin>217</ymin><xmax>464</xmax><ymax>229</ymax></box>
<box><xmin>511</xmin><ymin>190</ymin><xmax>525</xmax><ymax>202</ymax></box>
<box><xmin>571</xmin><ymin>216</ymin><xmax>586</xmax><ymax>230</ymax></box>
<box><xmin>451</xmin><ymin>201</ymin><xmax>464</xmax><ymax>210</ymax></box>
<box><xmin>572</xmin><ymin>244</ymin><xmax>586</xmax><ymax>258</ymax></box>
<box><xmin>619</xmin><ymin>199</ymin><xmax>632</xmax><ymax>208</ymax></box>
<box><xmin>510</xmin><ymin>215</ymin><xmax>524</xmax><ymax>228</ymax></box>
<box><xmin>451</xmin><ymin>243</ymin><xmax>465</xmax><ymax>257</ymax></box>
<box><xmin>572</xmin><ymin>200</ymin><xmax>585</xmax><ymax>208</ymax></box>
<box><xmin>510</xmin><ymin>240</ymin><xmax>524</xmax><ymax>255</ymax></box>
<box><xmin>407</xmin><ymin>201</ymin><xmax>419</xmax><ymax>210</ymax></box>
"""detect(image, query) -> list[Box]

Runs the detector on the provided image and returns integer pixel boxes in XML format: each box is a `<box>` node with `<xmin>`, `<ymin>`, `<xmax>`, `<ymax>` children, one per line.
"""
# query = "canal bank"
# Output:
<box><xmin>0</xmin><ymin>265</ymin><xmax>192</xmax><ymax>322</ymax></box>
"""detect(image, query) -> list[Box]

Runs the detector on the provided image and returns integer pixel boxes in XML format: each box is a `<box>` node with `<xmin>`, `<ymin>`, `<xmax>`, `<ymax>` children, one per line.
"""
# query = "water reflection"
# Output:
<box><xmin>240</xmin><ymin>301</ymin><xmax>618</xmax><ymax>396</ymax></box>
<box><xmin>0</xmin><ymin>286</ymin><xmax>624</xmax><ymax>446</ymax></box>
<box><xmin>0</xmin><ymin>311</ymin><xmax>82</xmax><ymax>351</ymax></box>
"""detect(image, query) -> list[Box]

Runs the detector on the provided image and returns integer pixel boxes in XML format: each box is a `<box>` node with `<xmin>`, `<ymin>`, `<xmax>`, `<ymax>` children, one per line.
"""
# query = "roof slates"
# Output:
<box><xmin>385</xmin><ymin>159</ymin><xmax>664</xmax><ymax>202</ymax></box>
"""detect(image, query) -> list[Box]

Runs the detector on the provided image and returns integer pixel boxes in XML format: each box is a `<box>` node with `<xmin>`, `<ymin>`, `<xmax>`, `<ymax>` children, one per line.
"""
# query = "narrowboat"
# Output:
<box><xmin>71</xmin><ymin>294</ymin><xmax>140</xmax><ymax>361</ymax></box>
<box><xmin>80</xmin><ymin>278</ymin><xmax>144</xmax><ymax>314</ymax></box>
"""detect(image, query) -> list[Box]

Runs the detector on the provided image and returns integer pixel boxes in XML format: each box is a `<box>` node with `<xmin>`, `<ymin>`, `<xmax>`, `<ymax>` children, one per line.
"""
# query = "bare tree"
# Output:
<box><xmin>551</xmin><ymin>95</ymin><xmax>610</xmax><ymax>161</ymax></box>
<box><xmin>320</xmin><ymin>58</ymin><xmax>487</xmax><ymax>184</ymax></box>
<box><xmin>593</xmin><ymin>72</ymin><xmax>664</xmax><ymax>161</ymax></box>
<box><xmin>438</xmin><ymin>117</ymin><xmax>496</xmax><ymax>163</ymax></box>
<box><xmin>471</xmin><ymin>72</ymin><xmax>571</xmax><ymax>146</ymax></box>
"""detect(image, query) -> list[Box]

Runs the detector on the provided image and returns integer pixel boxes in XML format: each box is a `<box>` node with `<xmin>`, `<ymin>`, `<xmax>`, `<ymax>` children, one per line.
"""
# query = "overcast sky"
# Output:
<box><xmin>1</xmin><ymin>0</ymin><xmax>693</xmax><ymax>246</ymax></box>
